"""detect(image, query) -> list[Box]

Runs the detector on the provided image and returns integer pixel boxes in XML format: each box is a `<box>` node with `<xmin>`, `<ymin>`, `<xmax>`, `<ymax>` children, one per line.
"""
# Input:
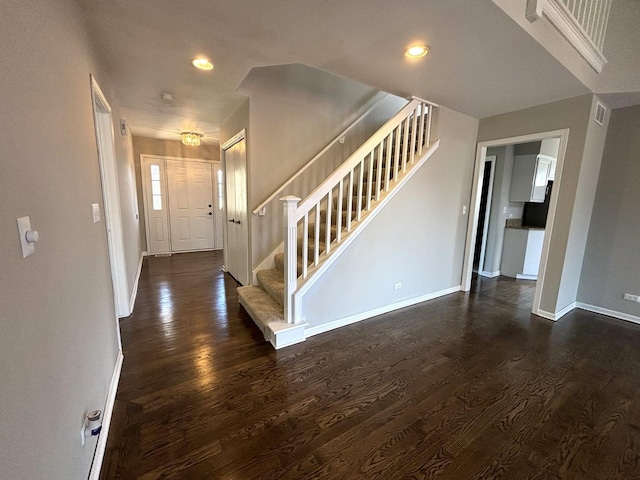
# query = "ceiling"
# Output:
<box><xmin>77</xmin><ymin>0</ymin><xmax>591</xmax><ymax>144</ymax></box>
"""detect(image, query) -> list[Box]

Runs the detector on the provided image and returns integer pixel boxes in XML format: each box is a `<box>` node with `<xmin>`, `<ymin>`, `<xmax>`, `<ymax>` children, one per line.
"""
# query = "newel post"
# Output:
<box><xmin>281</xmin><ymin>195</ymin><xmax>300</xmax><ymax>324</ymax></box>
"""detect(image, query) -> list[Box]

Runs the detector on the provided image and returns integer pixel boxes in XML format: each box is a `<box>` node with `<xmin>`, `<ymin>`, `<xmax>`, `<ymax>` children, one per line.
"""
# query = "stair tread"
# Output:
<box><xmin>237</xmin><ymin>285</ymin><xmax>286</xmax><ymax>328</ymax></box>
<box><xmin>256</xmin><ymin>269</ymin><xmax>285</xmax><ymax>306</ymax></box>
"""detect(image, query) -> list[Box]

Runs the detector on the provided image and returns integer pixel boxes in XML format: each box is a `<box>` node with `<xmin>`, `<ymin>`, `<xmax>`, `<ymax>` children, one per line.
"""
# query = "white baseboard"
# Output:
<box><xmin>516</xmin><ymin>273</ymin><xmax>537</xmax><ymax>281</ymax></box>
<box><xmin>479</xmin><ymin>270</ymin><xmax>501</xmax><ymax>278</ymax></box>
<box><xmin>305</xmin><ymin>285</ymin><xmax>461</xmax><ymax>338</ymax></box>
<box><xmin>128</xmin><ymin>253</ymin><xmax>144</xmax><ymax>315</ymax></box>
<box><xmin>88</xmin><ymin>350</ymin><xmax>123</xmax><ymax>480</ymax></box>
<box><xmin>535</xmin><ymin>302</ymin><xmax>576</xmax><ymax>321</ymax></box>
<box><xmin>576</xmin><ymin>302</ymin><xmax>640</xmax><ymax>325</ymax></box>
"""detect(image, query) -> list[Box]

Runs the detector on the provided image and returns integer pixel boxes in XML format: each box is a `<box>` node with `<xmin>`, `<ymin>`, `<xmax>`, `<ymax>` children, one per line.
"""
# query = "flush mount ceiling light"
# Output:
<box><xmin>404</xmin><ymin>45</ymin><xmax>429</xmax><ymax>59</ymax></box>
<box><xmin>192</xmin><ymin>57</ymin><xmax>214</xmax><ymax>71</ymax></box>
<box><xmin>181</xmin><ymin>132</ymin><xmax>203</xmax><ymax>146</ymax></box>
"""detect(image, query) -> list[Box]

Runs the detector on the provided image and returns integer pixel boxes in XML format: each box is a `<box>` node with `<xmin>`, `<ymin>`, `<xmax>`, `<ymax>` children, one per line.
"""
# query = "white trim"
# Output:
<box><xmin>293</xmin><ymin>140</ymin><xmax>440</xmax><ymax>316</ymax></box>
<box><xmin>536</xmin><ymin>302</ymin><xmax>576</xmax><ymax>321</ymax></box>
<box><xmin>576</xmin><ymin>302</ymin><xmax>640</xmax><ymax>325</ymax></box>
<box><xmin>221</xmin><ymin>128</ymin><xmax>246</xmax><ymax>150</ymax></box>
<box><xmin>526</xmin><ymin>0</ymin><xmax>608</xmax><ymax>73</ymax></box>
<box><xmin>305</xmin><ymin>285</ymin><xmax>461</xmax><ymax>337</ymax></box>
<box><xmin>516</xmin><ymin>273</ymin><xmax>538</xmax><ymax>281</ymax></box>
<box><xmin>88</xmin><ymin>350</ymin><xmax>123</xmax><ymax>480</ymax></box>
<box><xmin>479</xmin><ymin>270</ymin><xmax>501</xmax><ymax>278</ymax></box>
<box><xmin>461</xmin><ymin>129</ymin><xmax>570</xmax><ymax>320</ymax></box>
<box><xmin>128</xmin><ymin>253</ymin><xmax>144</xmax><ymax>315</ymax></box>
<box><xmin>477</xmin><ymin>155</ymin><xmax>497</xmax><ymax>274</ymax></box>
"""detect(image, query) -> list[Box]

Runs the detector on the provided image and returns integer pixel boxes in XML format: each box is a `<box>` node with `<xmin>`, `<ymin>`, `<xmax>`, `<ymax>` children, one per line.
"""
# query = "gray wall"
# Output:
<box><xmin>132</xmin><ymin>136</ymin><xmax>220</xmax><ymax>252</ymax></box>
<box><xmin>477</xmin><ymin>94</ymin><xmax>608</xmax><ymax>315</ymax></box>
<box><xmin>303</xmin><ymin>106</ymin><xmax>479</xmax><ymax>326</ymax></box>
<box><xmin>578</xmin><ymin>104</ymin><xmax>640</xmax><ymax>317</ymax></box>
<box><xmin>0</xmin><ymin>1</ymin><xmax>130</xmax><ymax>478</ymax></box>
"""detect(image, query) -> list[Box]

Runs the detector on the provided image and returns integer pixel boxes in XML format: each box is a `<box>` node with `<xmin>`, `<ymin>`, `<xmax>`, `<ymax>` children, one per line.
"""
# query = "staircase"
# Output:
<box><xmin>238</xmin><ymin>97</ymin><xmax>440</xmax><ymax>348</ymax></box>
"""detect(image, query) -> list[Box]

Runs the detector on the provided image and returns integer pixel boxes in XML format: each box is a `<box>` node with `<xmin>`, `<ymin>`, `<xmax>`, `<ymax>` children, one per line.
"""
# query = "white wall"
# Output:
<box><xmin>302</xmin><ymin>107</ymin><xmax>478</xmax><ymax>327</ymax></box>
<box><xmin>0</xmin><ymin>1</ymin><xmax>127</xmax><ymax>478</ymax></box>
<box><xmin>477</xmin><ymin>94</ymin><xmax>609</xmax><ymax>314</ymax></box>
<box><xmin>578</xmin><ymin>104</ymin><xmax>640</xmax><ymax>317</ymax></box>
<box><xmin>235</xmin><ymin>64</ymin><xmax>407</xmax><ymax>269</ymax></box>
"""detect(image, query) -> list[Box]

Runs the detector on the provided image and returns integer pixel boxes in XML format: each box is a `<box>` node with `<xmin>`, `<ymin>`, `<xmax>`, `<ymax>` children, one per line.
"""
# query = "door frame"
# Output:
<box><xmin>221</xmin><ymin>129</ymin><xmax>250</xmax><ymax>282</ymax></box>
<box><xmin>90</xmin><ymin>75</ymin><xmax>129</xmax><ymax>324</ymax></box>
<box><xmin>140</xmin><ymin>155</ymin><xmax>220</xmax><ymax>254</ymax></box>
<box><xmin>476</xmin><ymin>155</ymin><xmax>496</xmax><ymax>275</ymax></box>
<box><xmin>461</xmin><ymin>128</ymin><xmax>570</xmax><ymax>317</ymax></box>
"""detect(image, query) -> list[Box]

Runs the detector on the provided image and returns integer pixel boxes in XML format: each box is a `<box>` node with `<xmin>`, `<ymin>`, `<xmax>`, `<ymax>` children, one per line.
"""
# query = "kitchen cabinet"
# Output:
<box><xmin>501</xmin><ymin>227</ymin><xmax>545</xmax><ymax>280</ymax></box>
<box><xmin>510</xmin><ymin>154</ymin><xmax>552</xmax><ymax>203</ymax></box>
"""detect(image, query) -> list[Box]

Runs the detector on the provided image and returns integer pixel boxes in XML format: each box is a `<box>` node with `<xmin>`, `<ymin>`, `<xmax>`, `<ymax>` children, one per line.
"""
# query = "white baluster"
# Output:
<box><xmin>357</xmin><ymin>159</ymin><xmax>364</xmax><ymax>221</ymax></box>
<box><xmin>402</xmin><ymin>117</ymin><xmax>410</xmax><ymax>173</ymax></box>
<box><xmin>366</xmin><ymin>151</ymin><xmax>374</xmax><ymax>211</ymax></box>
<box><xmin>337</xmin><ymin>178</ymin><xmax>343</xmax><ymax>242</ymax></box>
<box><xmin>314</xmin><ymin>203</ymin><xmax>321</xmax><ymax>264</ymax></box>
<box><xmin>410</xmin><ymin>107</ymin><xmax>418</xmax><ymax>164</ymax></box>
<box><xmin>325</xmin><ymin>190</ymin><xmax>332</xmax><ymax>254</ymax></box>
<box><xmin>426</xmin><ymin>106</ymin><xmax>432</xmax><ymax>149</ymax></box>
<box><xmin>346</xmin><ymin>170</ymin><xmax>354</xmax><ymax>231</ymax></box>
<box><xmin>384</xmin><ymin>134</ymin><xmax>392</xmax><ymax>191</ymax></box>
<box><xmin>393</xmin><ymin>125</ymin><xmax>401</xmax><ymax>183</ymax></box>
<box><xmin>418</xmin><ymin>103</ymin><xmax>425</xmax><ymax>155</ymax></box>
<box><xmin>302</xmin><ymin>212</ymin><xmax>308</xmax><ymax>278</ymax></box>
<box><xmin>281</xmin><ymin>195</ymin><xmax>300</xmax><ymax>324</ymax></box>
<box><xmin>375</xmin><ymin>143</ymin><xmax>383</xmax><ymax>200</ymax></box>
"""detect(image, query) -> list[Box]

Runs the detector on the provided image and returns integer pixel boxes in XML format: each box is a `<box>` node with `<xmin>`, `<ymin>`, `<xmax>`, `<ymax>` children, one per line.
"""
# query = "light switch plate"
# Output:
<box><xmin>17</xmin><ymin>216</ymin><xmax>35</xmax><ymax>258</ymax></box>
<box><xmin>91</xmin><ymin>204</ymin><xmax>101</xmax><ymax>224</ymax></box>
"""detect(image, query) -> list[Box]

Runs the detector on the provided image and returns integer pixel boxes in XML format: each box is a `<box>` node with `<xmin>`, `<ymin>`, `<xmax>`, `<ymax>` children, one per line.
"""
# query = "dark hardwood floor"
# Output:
<box><xmin>100</xmin><ymin>251</ymin><xmax>640</xmax><ymax>479</ymax></box>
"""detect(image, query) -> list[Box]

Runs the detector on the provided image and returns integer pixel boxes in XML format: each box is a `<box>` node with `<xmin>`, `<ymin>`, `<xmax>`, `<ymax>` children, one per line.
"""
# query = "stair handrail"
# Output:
<box><xmin>280</xmin><ymin>96</ymin><xmax>439</xmax><ymax>323</ymax></box>
<box><xmin>252</xmin><ymin>93</ymin><xmax>392</xmax><ymax>215</ymax></box>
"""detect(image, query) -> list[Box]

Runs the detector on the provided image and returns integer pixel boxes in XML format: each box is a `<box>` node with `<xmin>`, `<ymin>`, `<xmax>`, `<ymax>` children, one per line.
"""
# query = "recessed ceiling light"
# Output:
<box><xmin>192</xmin><ymin>58</ymin><xmax>213</xmax><ymax>71</ymax></box>
<box><xmin>404</xmin><ymin>45</ymin><xmax>429</xmax><ymax>59</ymax></box>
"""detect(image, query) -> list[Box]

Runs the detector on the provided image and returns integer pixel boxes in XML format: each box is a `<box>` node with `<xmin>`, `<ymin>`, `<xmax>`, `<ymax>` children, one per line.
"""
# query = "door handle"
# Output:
<box><xmin>235</xmin><ymin>220</ymin><xmax>241</xmax><ymax>225</ymax></box>
<box><xmin>209</xmin><ymin>212</ymin><xmax>212</xmax><ymax>216</ymax></box>
<box><xmin>228</xmin><ymin>219</ymin><xmax>235</xmax><ymax>223</ymax></box>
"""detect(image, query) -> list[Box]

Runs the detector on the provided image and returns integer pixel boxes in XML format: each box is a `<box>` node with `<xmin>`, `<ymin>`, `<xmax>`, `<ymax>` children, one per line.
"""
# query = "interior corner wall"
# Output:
<box><xmin>477</xmin><ymin>94</ymin><xmax>603</xmax><ymax>315</ymax></box>
<box><xmin>132</xmin><ymin>136</ymin><xmax>220</xmax><ymax>251</ymax></box>
<box><xmin>0</xmin><ymin>1</ymin><xmax>123</xmax><ymax>478</ymax></box>
<box><xmin>578</xmin><ymin>104</ymin><xmax>640</xmax><ymax>317</ymax></box>
<box><xmin>302</xmin><ymin>106</ymin><xmax>479</xmax><ymax>327</ymax></box>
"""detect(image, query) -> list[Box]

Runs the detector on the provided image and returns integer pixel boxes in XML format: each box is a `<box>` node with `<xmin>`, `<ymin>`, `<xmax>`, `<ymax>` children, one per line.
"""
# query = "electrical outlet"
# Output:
<box><xmin>623</xmin><ymin>293</ymin><xmax>640</xmax><ymax>303</ymax></box>
<box><xmin>394</xmin><ymin>283</ymin><xmax>402</xmax><ymax>290</ymax></box>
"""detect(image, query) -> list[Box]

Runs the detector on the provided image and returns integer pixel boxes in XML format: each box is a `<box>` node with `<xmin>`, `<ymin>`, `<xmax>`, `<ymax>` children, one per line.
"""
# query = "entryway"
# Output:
<box><xmin>140</xmin><ymin>155</ymin><xmax>223</xmax><ymax>255</ymax></box>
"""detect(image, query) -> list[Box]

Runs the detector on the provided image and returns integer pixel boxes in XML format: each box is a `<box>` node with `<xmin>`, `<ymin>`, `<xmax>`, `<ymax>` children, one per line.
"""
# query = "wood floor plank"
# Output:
<box><xmin>99</xmin><ymin>251</ymin><xmax>640</xmax><ymax>479</ymax></box>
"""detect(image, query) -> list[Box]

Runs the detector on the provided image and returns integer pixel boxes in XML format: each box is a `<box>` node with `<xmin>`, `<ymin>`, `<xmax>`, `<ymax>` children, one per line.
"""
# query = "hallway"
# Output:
<box><xmin>101</xmin><ymin>252</ymin><xmax>640</xmax><ymax>479</ymax></box>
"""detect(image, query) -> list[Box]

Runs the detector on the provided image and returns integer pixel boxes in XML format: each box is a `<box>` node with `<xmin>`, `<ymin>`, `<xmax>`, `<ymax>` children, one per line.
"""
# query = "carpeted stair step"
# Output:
<box><xmin>320</xmin><ymin>209</ymin><xmax>353</xmax><ymax>225</ymax></box>
<box><xmin>274</xmin><ymin>252</ymin><xmax>306</xmax><ymax>273</ymax></box>
<box><xmin>333</xmin><ymin>195</ymin><xmax>373</xmax><ymax>211</ymax></box>
<box><xmin>305</xmin><ymin>222</ymin><xmax>337</xmax><ymax>240</ymax></box>
<box><xmin>256</xmin><ymin>269</ymin><xmax>285</xmax><ymax>306</ymax></box>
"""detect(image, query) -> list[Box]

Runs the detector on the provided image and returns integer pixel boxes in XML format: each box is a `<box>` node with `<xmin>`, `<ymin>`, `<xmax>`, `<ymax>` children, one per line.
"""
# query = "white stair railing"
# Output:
<box><xmin>527</xmin><ymin>0</ymin><xmax>611</xmax><ymax>72</ymax></box>
<box><xmin>280</xmin><ymin>97</ymin><xmax>438</xmax><ymax>323</ymax></box>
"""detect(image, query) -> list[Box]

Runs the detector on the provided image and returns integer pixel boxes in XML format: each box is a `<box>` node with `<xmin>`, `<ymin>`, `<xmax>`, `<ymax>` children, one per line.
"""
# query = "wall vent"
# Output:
<box><xmin>594</xmin><ymin>102</ymin><xmax>606</xmax><ymax>126</ymax></box>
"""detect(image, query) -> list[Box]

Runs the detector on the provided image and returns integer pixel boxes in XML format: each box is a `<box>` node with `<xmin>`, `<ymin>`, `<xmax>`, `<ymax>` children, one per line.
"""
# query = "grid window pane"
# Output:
<box><xmin>152</xmin><ymin>180</ymin><xmax>161</xmax><ymax>195</ymax></box>
<box><xmin>150</xmin><ymin>165</ymin><xmax>160</xmax><ymax>181</ymax></box>
<box><xmin>153</xmin><ymin>196</ymin><xmax>162</xmax><ymax>210</ymax></box>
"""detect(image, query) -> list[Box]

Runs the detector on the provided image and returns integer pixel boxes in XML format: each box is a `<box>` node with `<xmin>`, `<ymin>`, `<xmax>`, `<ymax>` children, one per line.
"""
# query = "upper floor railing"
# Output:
<box><xmin>527</xmin><ymin>0</ymin><xmax>611</xmax><ymax>72</ymax></box>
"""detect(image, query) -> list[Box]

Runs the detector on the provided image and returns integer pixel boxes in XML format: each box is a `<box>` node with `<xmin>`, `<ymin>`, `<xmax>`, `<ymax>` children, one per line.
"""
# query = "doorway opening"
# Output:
<box><xmin>90</xmin><ymin>75</ymin><xmax>129</xmax><ymax>324</ymax></box>
<box><xmin>462</xmin><ymin>129</ymin><xmax>569</xmax><ymax>317</ymax></box>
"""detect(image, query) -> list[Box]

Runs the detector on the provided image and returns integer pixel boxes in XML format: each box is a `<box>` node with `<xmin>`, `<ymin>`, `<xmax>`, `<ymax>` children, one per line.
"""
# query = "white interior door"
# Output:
<box><xmin>223</xmin><ymin>134</ymin><xmax>250</xmax><ymax>285</ymax></box>
<box><xmin>141</xmin><ymin>156</ymin><xmax>171</xmax><ymax>254</ymax></box>
<box><xmin>166</xmin><ymin>160</ymin><xmax>215</xmax><ymax>252</ymax></box>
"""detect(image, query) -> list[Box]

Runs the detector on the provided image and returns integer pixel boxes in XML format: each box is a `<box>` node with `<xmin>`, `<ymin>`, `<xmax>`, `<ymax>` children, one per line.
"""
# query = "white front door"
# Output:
<box><xmin>166</xmin><ymin>159</ymin><xmax>215</xmax><ymax>252</ymax></box>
